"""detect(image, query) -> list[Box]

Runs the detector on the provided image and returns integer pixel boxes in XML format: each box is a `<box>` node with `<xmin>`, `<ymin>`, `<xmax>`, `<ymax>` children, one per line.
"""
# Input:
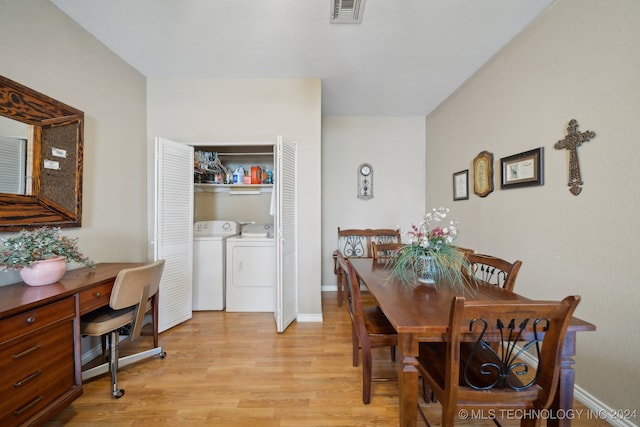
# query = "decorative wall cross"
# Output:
<box><xmin>554</xmin><ymin>119</ymin><xmax>596</xmax><ymax>196</ymax></box>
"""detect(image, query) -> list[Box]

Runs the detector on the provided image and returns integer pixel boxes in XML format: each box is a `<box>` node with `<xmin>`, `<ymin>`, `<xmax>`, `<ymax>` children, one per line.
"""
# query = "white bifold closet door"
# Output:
<box><xmin>275</xmin><ymin>136</ymin><xmax>297</xmax><ymax>333</ymax></box>
<box><xmin>153</xmin><ymin>135</ymin><xmax>296</xmax><ymax>333</ymax></box>
<box><xmin>153</xmin><ymin>137</ymin><xmax>194</xmax><ymax>332</ymax></box>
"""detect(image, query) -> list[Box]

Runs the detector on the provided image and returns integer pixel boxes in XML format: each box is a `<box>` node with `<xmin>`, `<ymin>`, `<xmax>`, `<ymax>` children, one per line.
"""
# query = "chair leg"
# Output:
<box><xmin>109</xmin><ymin>330</ymin><xmax>125</xmax><ymax>398</ymax></box>
<box><xmin>352</xmin><ymin>326</ymin><xmax>359</xmax><ymax>367</ymax></box>
<box><xmin>362</xmin><ymin>346</ymin><xmax>372</xmax><ymax>404</ymax></box>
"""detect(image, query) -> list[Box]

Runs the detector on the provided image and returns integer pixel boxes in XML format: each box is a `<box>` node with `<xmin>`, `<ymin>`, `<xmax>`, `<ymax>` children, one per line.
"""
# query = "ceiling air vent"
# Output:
<box><xmin>330</xmin><ymin>0</ymin><xmax>366</xmax><ymax>24</ymax></box>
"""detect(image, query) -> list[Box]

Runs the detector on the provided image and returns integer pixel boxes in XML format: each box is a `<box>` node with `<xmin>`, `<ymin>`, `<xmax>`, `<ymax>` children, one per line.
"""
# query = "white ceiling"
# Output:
<box><xmin>50</xmin><ymin>0</ymin><xmax>554</xmax><ymax>116</ymax></box>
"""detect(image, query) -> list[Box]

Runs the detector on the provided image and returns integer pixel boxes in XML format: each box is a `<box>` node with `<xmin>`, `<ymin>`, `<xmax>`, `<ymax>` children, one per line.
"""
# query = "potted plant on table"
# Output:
<box><xmin>389</xmin><ymin>207</ymin><xmax>473</xmax><ymax>291</ymax></box>
<box><xmin>0</xmin><ymin>226</ymin><xmax>95</xmax><ymax>286</ymax></box>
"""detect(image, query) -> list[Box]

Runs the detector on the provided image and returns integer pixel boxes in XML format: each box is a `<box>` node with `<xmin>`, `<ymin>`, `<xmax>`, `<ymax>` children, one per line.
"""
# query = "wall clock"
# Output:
<box><xmin>357</xmin><ymin>163</ymin><xmax>373</xmax><ymax>200</ymax></box>
<box><xmin>473</xmin><ymin>151</ymin><xmax>494</xmax><ymax>197</ymax></box>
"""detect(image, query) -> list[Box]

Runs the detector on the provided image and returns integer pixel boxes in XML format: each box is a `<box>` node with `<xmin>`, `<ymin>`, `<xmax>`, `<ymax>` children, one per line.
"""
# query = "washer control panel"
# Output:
<box><xmin>194</xmin><ymin>220</ymin><xmax>239</xmax><ymax>236</ymax></box>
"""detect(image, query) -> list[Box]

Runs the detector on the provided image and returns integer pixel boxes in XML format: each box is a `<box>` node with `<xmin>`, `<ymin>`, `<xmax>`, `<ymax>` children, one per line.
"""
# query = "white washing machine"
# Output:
<box><xmin>225</xmin><ymin>223</ymin><xmax>275</xmax><ymax>312</ymax></box>
<box><xmin>193</xmin><ymin>220</ymin><xmax>239</xmax><ymax>310</ymax></box>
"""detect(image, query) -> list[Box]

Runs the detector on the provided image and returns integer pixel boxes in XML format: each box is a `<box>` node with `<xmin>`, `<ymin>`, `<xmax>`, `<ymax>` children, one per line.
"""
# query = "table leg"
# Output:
<box><xmin>548</xmin><ymin>331</ymin><xmax>577</xmax><ymax>427</ymax></box>
<box><xmin>398</xmin><ymin>334</ymin><xmax>419</xmax><ymax>427</ymax></box>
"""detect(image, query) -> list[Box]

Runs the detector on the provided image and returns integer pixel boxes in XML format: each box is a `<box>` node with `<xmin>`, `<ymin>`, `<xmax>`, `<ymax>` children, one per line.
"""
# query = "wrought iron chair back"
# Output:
<box><xmin>465</xmin><ymin>252</ymin><xmax>523</xmax><ymax>292</ymax></box>
<box><xmin>333</xmin><ymin>227</ymin><xmax>401</xmax><ymax>306</ymax></box>
<box><xmin>337</xmin><ymin>227</ymin><xmax>401</xmax><ymax>258</ymax></box>
<box><xmin>416</xmin><ymin>295</ymin><xmax>580</xmax><ymax>427</ymax></box>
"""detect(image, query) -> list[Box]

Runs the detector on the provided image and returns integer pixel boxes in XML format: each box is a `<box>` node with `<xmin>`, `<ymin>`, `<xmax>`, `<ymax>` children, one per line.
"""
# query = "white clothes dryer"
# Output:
<box><xmin>225</xmin><ymin>223</ymin><xmax>275</xmax><ymax>312</ymax></box>
<box><xmin>193</xmin><ymin>220</ymin><xmax>239</xmax><ymax>310</ymax></box>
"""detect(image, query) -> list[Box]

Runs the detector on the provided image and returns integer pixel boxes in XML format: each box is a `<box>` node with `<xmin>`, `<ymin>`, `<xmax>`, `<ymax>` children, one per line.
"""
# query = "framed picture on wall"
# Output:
<box><xmin>453</xmin><ymin>170</ymin><xmax>469</xmax><ymax>201</ymax></box>
<box><xmin>500</xmin><ymin>147</ymin><xmax>544</xmax><ymax>189</ymax></box>
<box><xmin>473</xmin><ymin>151</ymin><xmax>494</xmax><ymax>197</ymax></box>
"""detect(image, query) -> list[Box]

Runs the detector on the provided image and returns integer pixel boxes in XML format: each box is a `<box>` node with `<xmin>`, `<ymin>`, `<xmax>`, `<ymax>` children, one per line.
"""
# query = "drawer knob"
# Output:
<box><xmin>26</xmin><ymin>316</ymin><xmax>35</xmax><ymax>325</ymax></box>
<box><xmin>95</xmin><ymin>292</ymin><xmax>102</xmax><ymax>298</ymax></box>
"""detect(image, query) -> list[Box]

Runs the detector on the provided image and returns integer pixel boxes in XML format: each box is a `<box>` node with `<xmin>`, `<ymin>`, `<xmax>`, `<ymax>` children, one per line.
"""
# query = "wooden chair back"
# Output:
<box><xmin>417</xmin><ymin>295</ymin><xmax>580</xmax><ymax>426</ymax></box>
<box><xmin>336</xmin><ymin>251</ymin><xmax>368</xmax><ymax>348</ymax></box>
<box><xmin>464</xmin><ymin>252</ymin><xmax>522</xmax><ymax>292</ymax></box>
<box><xmin>335</xmin><ymin>250</ymin><xmax>397</xmax><ymax>404</ymax></box>
<box><xmin>451</xmin><ymin>245</ymin><xmax>476</xmax><ymax>255</ymax></box>
<box><xmin>337</xmin><ymin>227</ymin><xmax>401</xmax><ymax>258</ymax></box>
<box><xmin>333</xmin><ymin>227</ymin><xmax>401</xmax><ymax>306</ymax></box>
<box><xmin>371</xmin><ymin>241</ymin><xmax>404</xmax><ymax>262</ymax></box>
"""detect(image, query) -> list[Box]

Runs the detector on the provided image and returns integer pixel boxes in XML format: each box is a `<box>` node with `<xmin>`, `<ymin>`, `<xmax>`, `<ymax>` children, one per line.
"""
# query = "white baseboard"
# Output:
<box><xmin>321</xmin><ymin>284</ymin><xmax>339</xmax><ymax>292</ymax></box>
<box><xmin>296</xmin><ymin>313</ymin><xmax>323</xmax><ymax>322</ymax></box>
<box><xmin>82</xmin><ymin>343</ymin><xmax>104</xmax><ymax>365</ymax></box>
<box><xmin>517</xmin><ymin>350</ymin><xmax>638</xmax><ymax>427</ymax></box>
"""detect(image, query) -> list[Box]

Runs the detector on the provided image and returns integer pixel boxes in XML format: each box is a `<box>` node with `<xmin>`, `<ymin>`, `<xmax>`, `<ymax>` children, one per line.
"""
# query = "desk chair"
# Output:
<box><xmin>333</xmin><ymin>227</ymin><xmax>401</xmax><ymax>306</ymax></box>
<box><xmin>337</xmin><ymin>251</ymin><xmax>397</xmax><ymax>404</ymax></box>
<box><xmin>417</xmin><ymin>295</ymin><xmax>580</xmax><ymax>427</ymax></box>
<box><xmin>81</xmin><ymin>260</ymin><xmax>166</xmax><ymax>398</ymax></box>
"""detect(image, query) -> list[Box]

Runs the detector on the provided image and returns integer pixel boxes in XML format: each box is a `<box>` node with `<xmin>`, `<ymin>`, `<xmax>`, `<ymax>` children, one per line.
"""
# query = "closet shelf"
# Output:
<box><xmin>194</xmin><ymin>183</ymin><xmax>273</xmax><ymax>194</ymax></box>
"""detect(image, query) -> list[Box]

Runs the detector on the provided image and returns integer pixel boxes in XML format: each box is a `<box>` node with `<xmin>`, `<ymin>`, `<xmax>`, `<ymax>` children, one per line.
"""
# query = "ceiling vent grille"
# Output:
<box><xmin>330</xmin><ymin>0</ymin><xmax>366</xmax><ymax>24</ymax></box>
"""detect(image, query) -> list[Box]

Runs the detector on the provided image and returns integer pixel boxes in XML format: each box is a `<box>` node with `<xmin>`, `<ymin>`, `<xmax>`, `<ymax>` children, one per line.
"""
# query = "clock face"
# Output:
<box><xmin>360</xmin><ymin>165</ymin><xmax>371</xmax><ymax>176</ymax></box>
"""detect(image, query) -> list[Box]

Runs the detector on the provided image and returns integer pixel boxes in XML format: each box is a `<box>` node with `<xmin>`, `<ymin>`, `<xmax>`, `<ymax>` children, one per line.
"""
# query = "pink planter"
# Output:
<box><xmin>19</xmin><ymin>256</ymin><xmax>67</xmax><ymax>286</ymax></box>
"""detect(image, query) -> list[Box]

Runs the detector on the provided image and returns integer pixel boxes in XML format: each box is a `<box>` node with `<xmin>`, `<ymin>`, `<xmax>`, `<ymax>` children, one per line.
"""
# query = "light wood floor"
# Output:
<box><xmin>47</xmin><ymin>292</ymin><xmax>608</xmax><ymax>426</ymax></box>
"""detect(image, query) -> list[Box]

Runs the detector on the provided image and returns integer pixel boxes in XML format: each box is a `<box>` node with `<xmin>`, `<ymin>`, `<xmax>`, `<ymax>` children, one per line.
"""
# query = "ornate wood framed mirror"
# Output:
<box><xmin>0</xmin><ymin>75</ymin><xmax>84</xmax><ymax>231</ymax></box>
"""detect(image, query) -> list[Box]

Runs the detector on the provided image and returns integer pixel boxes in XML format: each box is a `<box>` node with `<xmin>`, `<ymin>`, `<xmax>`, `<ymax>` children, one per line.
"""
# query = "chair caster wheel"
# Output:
<box><xmin>160</xmin><ymin>351</ymin><xmax>167</xmax><ymax>359</ymax></box>
<box><xmin>112</xmin><ymin>389</ymin><xmax>125</xmax><ymax>398</ymax></box>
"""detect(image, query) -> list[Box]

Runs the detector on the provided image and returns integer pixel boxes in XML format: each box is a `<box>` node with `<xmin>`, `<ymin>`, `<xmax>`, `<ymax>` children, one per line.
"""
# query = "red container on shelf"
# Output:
<box><xmin>250</xmin><ymin>166</ymin><xmax>262</xmax><ymax>184</ymax></box>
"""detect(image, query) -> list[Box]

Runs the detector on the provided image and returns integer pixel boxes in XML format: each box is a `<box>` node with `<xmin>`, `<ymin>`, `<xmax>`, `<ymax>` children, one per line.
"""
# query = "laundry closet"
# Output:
<box><xmin>194</xmin><ymin>143</ymin><xmax>276</xmax><ymax>313</ymax></box>
<box><xmin>153</xmin><ymin>137</ymin><xmax>297</xmax><ymax>333</ymax></box>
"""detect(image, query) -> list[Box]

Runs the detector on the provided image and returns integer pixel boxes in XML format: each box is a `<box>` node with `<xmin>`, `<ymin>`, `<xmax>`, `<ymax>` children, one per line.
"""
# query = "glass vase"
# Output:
<box><xmin>415</xmin><ymin>254</ymin><xmax>437</xmax><ymax>284</ymax></box>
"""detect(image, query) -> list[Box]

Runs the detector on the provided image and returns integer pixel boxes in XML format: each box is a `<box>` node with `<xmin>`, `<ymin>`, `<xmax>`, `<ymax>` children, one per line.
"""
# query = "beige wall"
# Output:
<box><xmin>146</xmin><ymin>78</ymin><xmax>322</xmax><ymax>317</ymax></box>
<box><xmin>0</xmin><ymin>0</ymin><xmax>148</xmax><ymax>286</ymax></box>
<box><xmin>321</xmin><ymin>117</ymin><xmax>426</xmax><ymax>287</ymax></box>
<box><xmin>425</xmin><ymin>0</ymin><xmax>639</xmax><ymax>414</ymax></box>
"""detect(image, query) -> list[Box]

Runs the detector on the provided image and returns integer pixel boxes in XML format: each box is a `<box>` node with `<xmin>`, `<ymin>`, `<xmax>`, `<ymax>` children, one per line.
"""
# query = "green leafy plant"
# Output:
<box><xmin>0</xmin><ymin>226</ymin><xmax>95</xmax><ymax>271</ymax></box>
<box><xmin>389</xmin><ymin>207</ymin><xmax>475</xmax><ymax>291</ymax></box>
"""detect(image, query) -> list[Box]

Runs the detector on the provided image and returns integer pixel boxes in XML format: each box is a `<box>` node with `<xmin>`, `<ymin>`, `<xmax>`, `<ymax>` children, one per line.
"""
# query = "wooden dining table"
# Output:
<box><xmin>349</xmin><ymin>258</ymin><xmax>596</xmax><ymax>427</ymax></box>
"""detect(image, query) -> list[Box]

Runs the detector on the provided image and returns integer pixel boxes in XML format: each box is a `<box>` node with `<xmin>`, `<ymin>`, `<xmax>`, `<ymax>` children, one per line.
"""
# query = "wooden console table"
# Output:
<box><xmin>0</xmin><ymin>263</ymin><xmax>143</xmax><ymax>427</ymax></box>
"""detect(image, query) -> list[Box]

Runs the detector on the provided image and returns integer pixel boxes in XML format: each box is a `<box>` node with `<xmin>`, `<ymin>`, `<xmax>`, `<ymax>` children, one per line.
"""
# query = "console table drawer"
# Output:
<box><xmin>78</xmin><ymin>282</ymin><xmax>113</xmax><ymax>315</ymax></box>
<box><xmin>0</xmin><ymin>318</ymin><xmax>75</xmax><ymax>426</ymax></box>
<box><xmin>0</xmin><ymin>297</ymin><xmax>75</xmax><ymax>345</ymax></box>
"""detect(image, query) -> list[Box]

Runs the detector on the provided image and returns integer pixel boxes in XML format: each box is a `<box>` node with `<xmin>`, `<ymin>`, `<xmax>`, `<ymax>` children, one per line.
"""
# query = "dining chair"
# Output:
<box><xmin>451</xmin><ymin>245</ymin><xmax>476</xmax><ymax>255</ymax></box>
<box><xmin>81</xmin><ymin>260</ymin><xmax>166</xmax><ymax>398</ymax></box>
<box><xmin>464</xmin><ymin>252</ymin><xmax>523</xmax><ymax>292</ymax></box>
<box><xmin>333</xmin><ymin>227</ymin><xmax>401</xmax><ymax>306</ymax></box>
<box><xmin>336</xmin><ymin>251</ymin><xmax>397</xmax><ymax>404</ymax></box>
<box><xmin>371</xmin><ymin>241</ymin><xmax>404</xmax><ymax>262</ymax></box>
<box><xmin>416</xmin><ymin>295</ymin><xmax>580</xmax><ymax>427</ymax></box>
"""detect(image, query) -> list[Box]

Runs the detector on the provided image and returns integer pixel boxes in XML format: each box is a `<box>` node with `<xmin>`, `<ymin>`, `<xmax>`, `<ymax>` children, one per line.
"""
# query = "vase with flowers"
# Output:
<box><xmin>390</xmin><ymin>207</ymin><xmax>471</xmax><ymax>290</ymax></box>
<box><xmin>0</xmin><ymin>226</ymin><xmax>94</xmax><ymax>286</ymax></box>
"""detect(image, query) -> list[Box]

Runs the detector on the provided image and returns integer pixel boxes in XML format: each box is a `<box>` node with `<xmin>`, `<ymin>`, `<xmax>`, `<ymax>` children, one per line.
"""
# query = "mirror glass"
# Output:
<box><xmin>0</xmin><ymin>115</ymin><xmax>31</xmax><ymax>195</ymax></box>
<box><xmin>0</xmin><ymin>75</ymin><xmax>84</xmax><ymax>231</ymax></box>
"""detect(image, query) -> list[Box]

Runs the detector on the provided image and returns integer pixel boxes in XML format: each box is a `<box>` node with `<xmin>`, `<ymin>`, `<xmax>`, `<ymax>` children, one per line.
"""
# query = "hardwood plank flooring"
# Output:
<box><xmin>47</xmin><ymin>292</ymin><xmax>608</xmax><ymax>426</ymax></box>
